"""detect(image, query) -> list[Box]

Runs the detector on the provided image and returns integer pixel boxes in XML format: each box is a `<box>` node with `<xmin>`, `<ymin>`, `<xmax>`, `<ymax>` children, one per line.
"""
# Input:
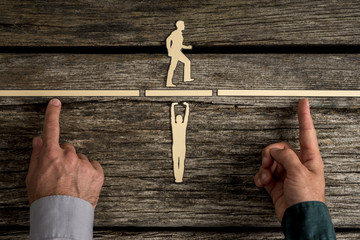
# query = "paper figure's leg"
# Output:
<box><xmin>178</xmin><ymin>155</ymin><xmax>185</xmax><ymax>183</ymax></box>
<box><xmin>184</xmin><ymin>58</ymin><xmax>192</xmax><ymax>82</ymax></box>
<box><xmin>166</xmin><ymin>58</ymin><xmax>178</xmax><ymax>87</ymax></box>
<box><xmin>178</xmin><ymin>53</ymin><xmax>193</xmax><ymax>82</ymax></box>
<box><xmin>173</xmin><ymin>153</ymin><xmax>181</xmax><ymax>182</ymax></box>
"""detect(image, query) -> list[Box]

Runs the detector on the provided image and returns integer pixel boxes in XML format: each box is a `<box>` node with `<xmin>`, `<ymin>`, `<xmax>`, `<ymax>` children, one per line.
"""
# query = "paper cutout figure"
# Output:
<box><xmin>166</xmin><ymin>20</ymin><xmax>194</xmax><ymax>87</ymax></box>
<box><xmin>171</xmin><ymin>102</ymin><xmax>190</xmax><ymax>183</ymax></box>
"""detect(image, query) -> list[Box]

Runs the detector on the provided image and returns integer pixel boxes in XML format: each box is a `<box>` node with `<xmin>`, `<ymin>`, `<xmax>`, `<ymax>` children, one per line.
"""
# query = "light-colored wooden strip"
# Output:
<box><xmin>2</xmin><ymin>89</ymin><xmax>360</xmax><ymax>97</ymax></box>
<box><xmin>0</xmin><ymin>90</ymin><xmax>140</xmax><ymax>97</ymax></box>
<box><xmin>145</xmin><ymin>90</ymin><xmax>213</xmax><ymax>97</ymax></box>
<box><xmin>218</xmin><ymin>90</ymin><xmax>360</xmax><ymax>97</ymax></box>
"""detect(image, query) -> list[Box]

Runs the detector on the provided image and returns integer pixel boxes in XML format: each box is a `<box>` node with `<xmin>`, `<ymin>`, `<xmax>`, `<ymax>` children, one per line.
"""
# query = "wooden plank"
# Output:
<box><xmin>0</xmin><ymin>90</ymin><xmax>140</xmax><ymax>97</ymax></box>
<box><xmin>0</xmin><ymin>229</ymin><xmax>360</xmax><ymax>239</ymax></box>
<box><xmin>218</xmin><ymin>90</ymin><xmax>360</xmax><ymax>97</ymax></box>
<box><xmin>0</xmin><ymin>99</ymin><xmax>359</xmax><ymax>228</ymax></box>
<box><xmin>145</xmin><ymin>90</ymin><xmax>213</xmax><ymax>97</ymax></box>
<box><xmin>1</xmin><ymin>54</ymin><xmax>360</xmax><ymax>92</ymax></box>
<box><xmin>0</xmin><ymin>1</ymin><xmax>360</xmax><ymax>46</ymax></box>
<box><xmin>1</xmin><ymin>53</ymin><xmax>359</xmax><ymax>228</ymax></box>
<box><xmin>3</xmin><ymin>89</ymin><xmax>360</xmax><ymax>97</ymax></box>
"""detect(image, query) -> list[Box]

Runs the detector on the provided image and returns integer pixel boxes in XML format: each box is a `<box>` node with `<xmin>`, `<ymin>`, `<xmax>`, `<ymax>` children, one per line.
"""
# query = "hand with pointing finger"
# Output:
<box><xmin>26</xmin><ymin>98</ymin><xmax>104</xmax><ymax>208</ymax></box>
<box><xmin>254</xmin><ymin>99</ymin><xmax>325</xmax><ymax>222</ymax></box>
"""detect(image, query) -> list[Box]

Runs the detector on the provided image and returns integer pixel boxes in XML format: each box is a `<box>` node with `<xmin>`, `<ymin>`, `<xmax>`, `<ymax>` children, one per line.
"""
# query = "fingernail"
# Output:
<box><xmin>32</xmin><ymin>137</ymin><xmax>39</xmax><ymax>148</ymax></box>
<box><xmin>50</xmin><ymin>98</ymin><xmax>61</xmax><ymax>106</ymax></box>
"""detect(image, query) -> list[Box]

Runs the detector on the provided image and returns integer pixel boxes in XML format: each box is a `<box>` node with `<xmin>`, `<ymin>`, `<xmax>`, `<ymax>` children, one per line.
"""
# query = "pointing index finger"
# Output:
<box><xmin>298</xmin><ymin>98</ymin><xmax>320</xmax><ymax>159</ymax></box>
<box><xmin>42</xmin><ymin>99</ymin><xmax>61</xmax><ymax>147</ymax></box>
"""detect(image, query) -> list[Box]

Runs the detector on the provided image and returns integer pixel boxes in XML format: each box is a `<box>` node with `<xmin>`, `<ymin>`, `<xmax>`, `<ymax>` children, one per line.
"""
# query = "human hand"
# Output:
<box><xmin>254</xmin><ymin>98</ymin><xmax>325</xmax><ymax>222</ymax></box>
<box><xmin>26</xmin><ymin>99</ymin><xmax>104</xmax><ymax>208</ymax></box>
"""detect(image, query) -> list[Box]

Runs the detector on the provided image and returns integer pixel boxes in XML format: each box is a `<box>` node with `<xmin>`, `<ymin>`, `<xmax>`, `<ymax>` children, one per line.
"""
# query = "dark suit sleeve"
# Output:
<box><xmin>282</xmin><ymin>201</ymin><xmax>336</xmax><ymax>240</ymax></box>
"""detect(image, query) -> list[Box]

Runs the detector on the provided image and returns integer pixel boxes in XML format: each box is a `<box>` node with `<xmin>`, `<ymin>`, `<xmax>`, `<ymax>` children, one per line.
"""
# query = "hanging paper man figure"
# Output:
<box><xmin>166</xmin><ymin>20</ymin><xmax>194</xmax><ymax>87</ymax></box>
<box><xmin>170</xmin><ymin>102</ymin><xmax>190</xmax><ymax>183</ymax></box>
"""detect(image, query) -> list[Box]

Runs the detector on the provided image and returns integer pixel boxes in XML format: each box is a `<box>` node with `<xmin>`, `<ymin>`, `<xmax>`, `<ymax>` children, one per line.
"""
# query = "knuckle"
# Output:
<box><xmin>79</xmin><ymin>153</ymin><xmax>88</xmax><ymax>161</ymax></box>
<box><xmin>282</xmin><ymin>149</ymin><xmax>296</xmax><ymax>159</ymax></box>
<box><xmin>44</xmin><ymin>145</ymin><xmax>60</xmax><ymax>162</ymax></box>
<box><xmin>65</xmin><ymin>151</ymin><xmax>78</xmax><ymax>164</ymax></box>
<box><xmin>98</xmin><ymin>168</ymin><xmax>105</xmax><ymax>178</ymax></box>
<box><xmin>261</xmin><ymin>147</ymin><xmax>266</xmax><ymax>155</ymax></box>
<box><xmin>280</xmin><ymin>141</ymin><xmax>291</xmax><ymax>148</ymax></box>
<box><xmin>92</xmin><ymin>160</ymin><xmax>100</xmax><ymax>166</ymax></box>
<box><xmin>81</xmin><ymin>162</ymin><xmax>94</xmax><ymax>175</ymax></box>
<box><xmin>60</xmin><ymin>142</ymin><xmax>69</xmax><ymax>148</ymax></box>
<box><xmin>83</xmin><ymin>167</ymin><xmax>91</xmax><ymax>176</ymax></box>
<box><xmin>262</xmin><ymin>146</ymin><xmax>271</xmax><ymax>155</ymax></box>
<box><xmin>97</xmin><ymin>172</ymin><xmax>105</xmax><ymax>183</ymax></box>
<box><xmin>91</xmin><ymin>160</ymin><xmax>101</xmax><ymax>168</ymax></box>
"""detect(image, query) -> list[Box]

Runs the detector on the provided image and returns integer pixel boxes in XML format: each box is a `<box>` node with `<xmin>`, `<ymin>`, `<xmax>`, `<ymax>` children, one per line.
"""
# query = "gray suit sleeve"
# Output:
<box><xmin>30</xmin><ymin>195</ymin><xmax>94</xmax><ymax>240</ymax></box>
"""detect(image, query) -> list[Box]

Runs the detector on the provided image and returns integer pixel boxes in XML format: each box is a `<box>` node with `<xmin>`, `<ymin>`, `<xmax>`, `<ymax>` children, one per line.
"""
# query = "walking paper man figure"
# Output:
<box><xmin>171</xmin><ymin>102</ymin><xmax>190</xmax><ymax>183</ymax></box>
<box><xmin>166</xmin><ymin>20</ymin><xmax>194</xmax><ymax>87</ymax></box>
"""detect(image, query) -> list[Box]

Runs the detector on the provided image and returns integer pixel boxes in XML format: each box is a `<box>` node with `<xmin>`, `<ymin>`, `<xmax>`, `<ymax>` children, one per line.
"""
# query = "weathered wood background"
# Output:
<box><xmin>1</xmin><ymin>1</ymin><xmax>360</xmax><ymax>239</ymax></box>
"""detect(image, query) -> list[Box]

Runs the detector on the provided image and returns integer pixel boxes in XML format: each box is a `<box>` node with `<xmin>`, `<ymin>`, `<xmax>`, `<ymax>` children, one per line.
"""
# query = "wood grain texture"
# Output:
<box><xmin>1</xmin><ymin>53</ymin><xmax>359</xmax><ymax>228</ymax></box>
<box><xmin>1</xmin><ymin>54</ymin><xmax>360</xmax><ymax>91</ymax></box>
<box><xmin>0</xmin><ymin>98</ymin><xmax>359</xmax><ymax>228</ymax></box>
<box><xmin>1</xmin><ymin>229</ymin><xmax>360</xmax><ymax>239</ymax></box>
<box><xmin>1</xmin><ymin>1</ymin><xmax>360</xmax><ymax>46</ymax></box>
<box><xmin>1</xmin><ymin>0</ymin><xmax>360</xmax><ymax>237</ymax></box>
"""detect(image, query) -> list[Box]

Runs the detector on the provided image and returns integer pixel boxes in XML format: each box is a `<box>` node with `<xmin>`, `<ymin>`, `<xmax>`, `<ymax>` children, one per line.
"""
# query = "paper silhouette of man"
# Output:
<box><xmin>171</xmin><ymin>102</ymin><xmax>190</xmax><ymax>183</ymax></box>
<box><xmin>166</xmin><ymin>20</ymin><xmax>194</xmax><ymax>87</ymax></box>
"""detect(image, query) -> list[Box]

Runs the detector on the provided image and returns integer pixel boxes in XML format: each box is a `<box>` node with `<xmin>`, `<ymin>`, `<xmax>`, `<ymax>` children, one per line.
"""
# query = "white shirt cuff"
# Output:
<box><xmin>30</xmin><ymin>195</ymin><xmax>94</xmax><ymax>240</ymax></box>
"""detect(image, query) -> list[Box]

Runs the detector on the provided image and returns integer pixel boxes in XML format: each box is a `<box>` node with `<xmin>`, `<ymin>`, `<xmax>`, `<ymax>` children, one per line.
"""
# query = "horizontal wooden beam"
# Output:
<box><xmin>146</xmin><ymin>90</ymin><xmax>213</xmax><ymax>97</ymax></box>
<box><xmin>1</xmin><ymin>90</ymin><xmax>360</xmax><ymax>97</ymax></box>
<box><xmin>218</xmin><ymin>90</ymin><xmax>360</xmax><ymax>97</ymax></box>
<box><xmin>0</xmin><ymin>90</ymin><xmax>140</xmax><ymax>97</ymax></box>
<box><xmin>145</xmin><ymin>90</ymin><xmax>212</xmax><ymax>97</ymax></box>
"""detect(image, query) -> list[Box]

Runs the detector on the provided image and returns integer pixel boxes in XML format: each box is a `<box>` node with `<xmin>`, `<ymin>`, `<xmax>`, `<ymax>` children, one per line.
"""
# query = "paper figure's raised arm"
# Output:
<box><xmin>171</xmin><ymin>103</ymin><xmax>177</xmax><ymax>124</ymax></box>
<box><xmin>183</xmin><ymin>102</ymin><xmax>189</xmax><ymax>125</ymax></box>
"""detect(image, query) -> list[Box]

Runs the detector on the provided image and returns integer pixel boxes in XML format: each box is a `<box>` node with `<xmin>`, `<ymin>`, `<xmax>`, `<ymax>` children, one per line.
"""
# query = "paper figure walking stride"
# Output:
<box><xmin>171</xmin><ymin>102</ymin><xmax>189</xmax><ymax>183</ymax></box>
<box><xmin>166</xmin><ymin>20</ymin><xmax>194</xmax><ymax>87</ymax></box>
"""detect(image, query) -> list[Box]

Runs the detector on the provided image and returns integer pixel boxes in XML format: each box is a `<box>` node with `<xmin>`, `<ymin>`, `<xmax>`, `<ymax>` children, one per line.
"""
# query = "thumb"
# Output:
<box><xmin>269</xmin><ymin>148</ymin><xmax>303</xmax><ymax>175</ymax></box>
<box><xmin>30</xmin><ymin>137</ymin><xmax>43</xmax><ymax>162</ymax></box>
